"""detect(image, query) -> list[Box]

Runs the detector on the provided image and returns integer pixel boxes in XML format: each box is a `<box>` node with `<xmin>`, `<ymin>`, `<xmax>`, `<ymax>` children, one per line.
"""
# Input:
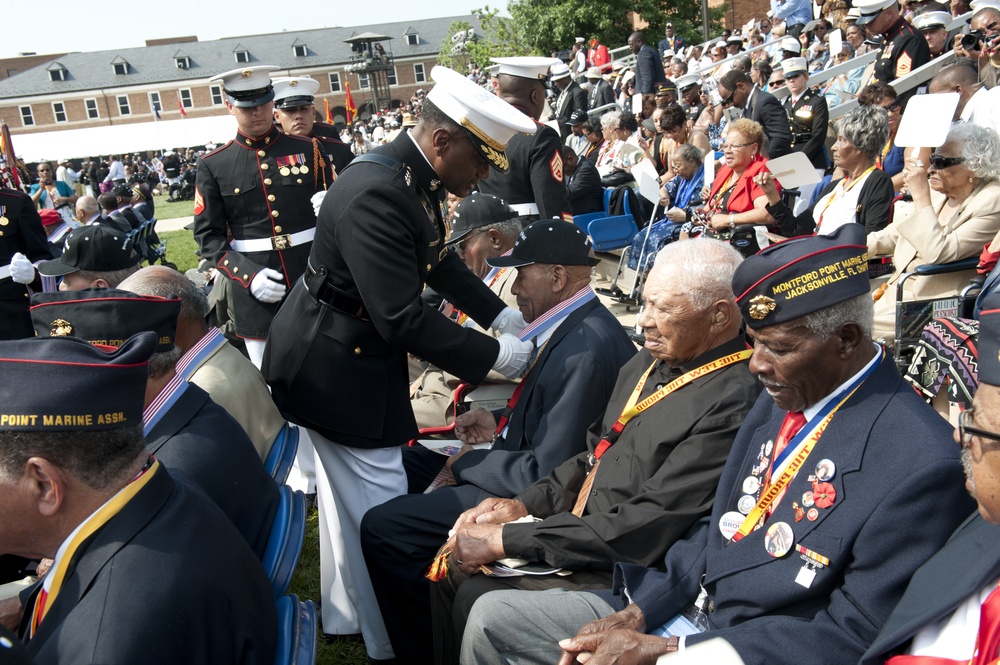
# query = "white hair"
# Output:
<box><xmin>649</xmin><ymin>238</ymin><xmax>744</xmax><ymax>310</ymax></box>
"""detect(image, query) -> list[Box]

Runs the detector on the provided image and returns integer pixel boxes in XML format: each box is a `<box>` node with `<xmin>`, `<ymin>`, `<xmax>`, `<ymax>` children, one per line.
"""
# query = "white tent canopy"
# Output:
<box><xmin>9</xmin><ymin>115</ymin><xmax>239</xmax><ymax>162</ymax></box>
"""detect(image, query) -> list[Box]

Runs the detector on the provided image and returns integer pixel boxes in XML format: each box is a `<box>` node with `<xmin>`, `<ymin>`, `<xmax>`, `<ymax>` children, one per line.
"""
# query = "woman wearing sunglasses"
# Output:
<box><xmin>867</xmin><ymin>122</ymin><xmax>1000</xmax><ymax>343</ymax></box>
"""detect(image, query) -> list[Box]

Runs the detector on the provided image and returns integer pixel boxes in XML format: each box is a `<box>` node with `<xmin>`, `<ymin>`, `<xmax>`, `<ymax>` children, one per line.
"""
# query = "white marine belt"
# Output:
<box><xmin>509</xmin><ymin>203</ymin><xmax>540</xmax><ymax>216</ymax></box>
<box><xmin>231</xmin><ymin>228</ymin><xmax>316</xmax><ymax>252</ymax></box>
<box><xmin>0</xmin><ymin>264</ymin><xmax>10</xmax><ymax>280</ymax></box>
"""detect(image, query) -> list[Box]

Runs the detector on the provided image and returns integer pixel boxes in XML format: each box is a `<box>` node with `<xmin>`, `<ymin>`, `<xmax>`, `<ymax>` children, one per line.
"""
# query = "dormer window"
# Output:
<box><xmin>234</xmin><ymin>45</ymin><xmax>250</xmax><ymax>63</ymax></box>
<box><xmin>47</xmin><ymin>62</ymin><xmax>67</xmax><ymax>81</ymax></box>
<box><xmin>111</xmin><ymin>56</ymin><xmax>129</xmax><ymax>76</ymax></box>
<box><xmin>403</xmin><ymin>28</ymin><xmax>420</xmax><ymax>46</ymax></box>
<box><xmin>175</xmin><ymin>56</ymin><xmax>190</xmax><ymax>69</ymax></box>
<box><xmin>292</xmin><ymin>40</ymin><xmax>307</xmax><ymax>57</ymax></box>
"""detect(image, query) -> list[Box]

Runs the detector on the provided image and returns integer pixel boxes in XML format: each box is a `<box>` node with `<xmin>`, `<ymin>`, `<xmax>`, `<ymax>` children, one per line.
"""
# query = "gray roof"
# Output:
<box><xmin>0</xmin><ymin>14</ymin><xmax>480</xmax><ymax>99</ymax></box>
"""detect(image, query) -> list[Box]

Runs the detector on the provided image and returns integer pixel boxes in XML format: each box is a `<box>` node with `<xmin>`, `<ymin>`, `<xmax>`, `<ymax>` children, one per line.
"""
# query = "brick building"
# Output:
<box><xmin>0</xmin><ymin>15</ymin><xmax>478</xmax><ymax>159</ymax></box>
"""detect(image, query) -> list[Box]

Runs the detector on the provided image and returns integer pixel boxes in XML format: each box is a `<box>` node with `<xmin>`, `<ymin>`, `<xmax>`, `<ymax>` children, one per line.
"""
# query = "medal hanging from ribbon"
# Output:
<box><xmin>571</xmin><ymin>349</ymin><xmax>753</xmax><ymax>517</ymax></box>
<box><xmin>730</xmin><ymin>348</ymin><xmax>884</xmax><ymax>542</ymax></box>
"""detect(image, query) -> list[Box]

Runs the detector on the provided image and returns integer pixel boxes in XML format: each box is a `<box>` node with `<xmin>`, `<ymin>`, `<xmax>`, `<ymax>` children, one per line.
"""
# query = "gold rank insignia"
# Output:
<box><xmin>50</xmin><ymin>319</ymin><xmax>73</xmax><ymax>336</ymax></box>
<box><xmin>242</xmin><ymin>70</ymin><xmax>252</xmax><ymax>78</ymax></box>
<box><xmin>748</xmin><ymin>295</ymin><xmax>777</xmax><ymax>320</ymax></box>
<box><xmin>429</xmin><ymin>178</ymin><xmax>440</xmax><ymax>191</ymax></box>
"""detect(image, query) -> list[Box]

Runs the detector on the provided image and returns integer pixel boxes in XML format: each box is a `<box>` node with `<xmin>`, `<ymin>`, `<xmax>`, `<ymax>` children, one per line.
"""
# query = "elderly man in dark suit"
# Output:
<box><xmin>461</xmin><ymin>225</ymin><xmax>974</xmax><ymax>665</ymax></box>
<box><xmin>859</xmin><ymin>292</ymin><xmax>1000</xmax><ymax>665</ymax></box>
<box><xmin>361</xmin><ymin>220</ymin><xmax>636</xmax><ymax>665</ymax></box>
<box><xmin>3</xmin><ymin>333</ymin><xmax>276</xmax><ymax>665</ymax></box>
<box><xmin>28</xmin><ymin>289</ymin><xmax>279</xmax><ymax>560</ymax></box>
<box><xmin>718</xmin><ymin>70</ymin><xmax>792</xmax><ymax>158</ymax></box>
<box><xmin>563</xmin><ymin>146</ymin><xmax>603</xmax><ymax>215</ymax></box>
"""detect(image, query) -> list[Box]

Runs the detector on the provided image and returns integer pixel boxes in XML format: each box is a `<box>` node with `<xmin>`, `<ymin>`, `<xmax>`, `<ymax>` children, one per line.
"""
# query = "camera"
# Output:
<box><xmin>961</xmin><ymin>30</ymin><xmax>985</xmax><ymax>51</ymax></box>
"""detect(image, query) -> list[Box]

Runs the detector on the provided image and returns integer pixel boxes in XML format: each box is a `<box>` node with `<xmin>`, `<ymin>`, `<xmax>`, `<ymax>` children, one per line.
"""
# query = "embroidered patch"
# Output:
<box><xmin>549</xmin><ymin>150</ymin><xmax>564</xmax><ymax>183</ymax></box>
<box><xmin>896</xmin><ymin>53</ymin><xmax>912</xmax><ymax>77</ymax></box>
<box><xmin>193</xmin><ymin>187</ymin><xmax>205</xmax><ymax>215</ymax></box>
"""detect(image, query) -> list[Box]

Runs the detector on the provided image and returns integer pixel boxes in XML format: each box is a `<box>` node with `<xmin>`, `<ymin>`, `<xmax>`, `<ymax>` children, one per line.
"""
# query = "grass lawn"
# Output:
<box><xmin>159</xmin><ymin>229</ymin><xmax>200</xmax><ymax>273</ymax></box>
<box><xmin>152</xmin><ymin>196</ymin><xmax>196</xmax><ymax>221</ymax></box>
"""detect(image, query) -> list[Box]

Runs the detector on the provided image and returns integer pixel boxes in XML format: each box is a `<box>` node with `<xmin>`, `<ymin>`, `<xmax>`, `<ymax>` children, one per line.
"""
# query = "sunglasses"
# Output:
<box><xmin>719</xmin><ymin>88</ymin><xmax>735</xmax><ymax>107</ymax></box>
<box><xmin>959</xmin><ymin>408</ymin><xmax>1000</xmax><ymax>447</ymax></box>
<box><xmin>928</xmin><ymin>154</ymin><xmax>966</xmax><ymax>169</ymax></box>
<box><xmin>881</xmin><ymin>101</ymin><xmax>902</xmax><ymax>113</ymax></box>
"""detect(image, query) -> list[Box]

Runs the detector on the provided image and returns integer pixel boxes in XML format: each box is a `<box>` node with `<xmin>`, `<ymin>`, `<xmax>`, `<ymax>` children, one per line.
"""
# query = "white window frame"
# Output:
<box><xmin>148</xmin><ymin>91</ymin><xmax>161</xmax><ymax>114</ymax></box>
<box><xmin>210</xmin><ymin>84</ymin><xmax>224</xmax><ymax>106</ymax></box>
<box><xmin>413</xmin><ymin>63</ymin><xmax>426</xmax><ymax>83</ymax></box>
<box><xmin>175</xmin><ymin>56</ymin><xmax>191</xmax><ymax>69</ymax></box>
<box><xmin>179</xmin><ymin>88</ymin><xmax>193</xmax><ymax>109</ymax></box>
<box><xmin>113</xmin><ymin>62</ymin><xmax>128</xmax><ymax>76</ymax></box>
<box><xmin>48</xmin><ymin>69</ymin><xmax>66</xmax><ymax>82</ymax></box>
<box><xmin>387</xmin><ymin>67</ymin><xmax>398</xmax><ymax>86</ymax></box>
<box><xmin>19</xmin><ymin>105</ymin><xmax>33</xmax><ymax>126</ymax></box>
<box><xmin>293</xmin><ymin>44</ymin><xmax>307</xmax><ymax>57</ymax></box>
<box><xmin>117</xmin><ymin>95</ymin><xmax>131</xmax><ymax>116</ymax></box>
<box><xmin>406</xmin><ymin>33</ymin><xmax>419</xmax><ymax>45</ymax></box>
<box><xmin>85</xmin><ymin>98</ymin><xmax>99</xmax><ymax>119</ymax></box>
<box><xmin>328</xmin><ymin>72</ymin><xmax>341</xmax><ymax>92</ymax></box>
<box><xmin>358</xmin><ymin>72</ymin><xmax>370</xmax><ymax>89</ymax></box>
<box><xmin>235</xmin><ymin>50</ymin><xmax>250</xmax><ymax>64</ymax></box>
<box><xmin>51</xmin><ymin>101</ymin><xmax>67</xmax><ymax>123</ymax></box>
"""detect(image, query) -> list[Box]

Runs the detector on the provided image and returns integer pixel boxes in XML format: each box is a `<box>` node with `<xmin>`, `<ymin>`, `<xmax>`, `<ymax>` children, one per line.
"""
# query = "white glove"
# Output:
<box><xmin>310</xmin><ymin>190</ymin><xmax>327</xmax><ymax>217</ymax></box>
<box><xmin>249</xmin><ymin>268</ymin><xmax>287</xmax><ymax>303</ymax></box>
<box><xmin>493</xmin><ymin>334</ymin><xmax>534</xmax><ymax>379</ymax></box>
<box><xmin>9</xmin><ymin>252</ymin><xmax>35</xmax><ymax>285</ymax></box>
<box><xmin>490</xmin><ymin>306</ymin><xmax>527</xmax><ymax>337</ymax></box>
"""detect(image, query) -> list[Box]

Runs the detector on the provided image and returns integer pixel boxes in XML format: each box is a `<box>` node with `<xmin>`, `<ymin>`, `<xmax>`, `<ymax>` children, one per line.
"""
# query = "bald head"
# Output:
<box><xmin>118</xmin><ymin>266</ymin><xmax>209</xmax><ymax>353</ymax></box>
<box><xmin>495</xmin><ymin>74</ymin><xmax>546</xmax><ymax>120</ymax></box>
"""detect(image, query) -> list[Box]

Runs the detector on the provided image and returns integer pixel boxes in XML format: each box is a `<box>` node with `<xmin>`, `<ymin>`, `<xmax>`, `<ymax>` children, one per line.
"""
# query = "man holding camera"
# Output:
<box><xmin>959</xmin><ymin>4</ymin><xmax>1000</xmax><ymax>88</ymax></box>
<box><xmin>855</xmin><ymin>0</ymin><xmax>930</xmax><ymax>105</ymax></box>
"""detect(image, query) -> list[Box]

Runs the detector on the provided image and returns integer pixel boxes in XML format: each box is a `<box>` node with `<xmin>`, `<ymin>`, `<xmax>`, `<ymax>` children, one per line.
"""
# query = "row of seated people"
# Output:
<box><xmin>0</xmin><ymin>229</ymin><xmax>293</xmax><ymax>662</ymax></box>
<box><xmin>376</xmin><ymin>224</ymin><xmax>997</xmax><ymax>665</ymax></box>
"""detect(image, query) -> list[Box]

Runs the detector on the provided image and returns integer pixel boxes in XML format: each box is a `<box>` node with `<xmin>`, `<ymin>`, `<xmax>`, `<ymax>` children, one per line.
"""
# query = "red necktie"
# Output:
<box><xmin>765</xmin><ymin>411</ymin><xmax>806</xmax><ymax>517</ymax></box>
<box><xmin>887</xmin><ymin>583</ymin><xmax>1000</xmax><ymax>665</ymax></box>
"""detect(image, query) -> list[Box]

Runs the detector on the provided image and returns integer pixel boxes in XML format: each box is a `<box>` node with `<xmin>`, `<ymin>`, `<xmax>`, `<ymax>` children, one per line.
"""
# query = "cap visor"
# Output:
<box><xmin>854</xmin><ymin>13</ymin><xmax>878</xmax><ymax>25</ymax></box>
<box><xmin>227</xmin><ymin>90</ymin><xmax>276</xmax><ymax>108</ymax></box>
<box><xmin>37</xmin><ymin>258</ymin><xmax>78</xmax><ymax>277</ymax></box>
<box><xmin>465</xmin><ymin>131</ymin><xmax>511</xmax><ymax>173</ymax></box>
<box><xmin>487</xmin><ymin>256</ymin><xmax>534</xmax><ymax>268</ymax></box>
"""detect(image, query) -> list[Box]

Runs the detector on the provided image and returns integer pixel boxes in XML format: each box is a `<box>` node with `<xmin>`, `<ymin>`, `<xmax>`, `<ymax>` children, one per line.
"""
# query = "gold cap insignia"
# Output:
<box><xmin>429</xmin><ymin>179</ymin><xmax>441</xmax><ymax>192</ymax></box>
<box><xmin>290</xmin><ymin>80</ymin><xmax>298</xmax><ymax>87</ymax></box>
<box><xmin>50</xmin><ymin>319</ymin><xmax>73</xmax><ymax>337</ymax></box>
<box><xmin>241</xmin><ymin>70</ymin><xmax>253</xmax><ymax>78</ymax></box>
<box><xmin>748</xmin><ymin>295</ymin><xmax>777</xmax><ymax>321</ymax></box>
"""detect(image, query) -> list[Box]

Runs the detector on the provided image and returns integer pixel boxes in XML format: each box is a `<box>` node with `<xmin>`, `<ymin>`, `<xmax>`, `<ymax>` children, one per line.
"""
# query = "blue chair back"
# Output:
<box><xmin>274</xmin><ymin>594</ymin><xmax>317</xmax><ymax>665</ymax></box>
<box><xmin>262</xmin><ymin>485</ymin><xmax>308</xmax><ymax>598</ymax></box>
<box><xmin>264</xmin><ymin>423</ymin><xmax>299</xmax><ymax>484</ymax></box>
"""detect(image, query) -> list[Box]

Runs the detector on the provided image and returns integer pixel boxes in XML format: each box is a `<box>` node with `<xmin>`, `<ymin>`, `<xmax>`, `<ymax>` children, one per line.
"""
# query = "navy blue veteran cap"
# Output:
<box><xmin>0</xmin><ymin>332</ymin><xmax>155</xmax><ymax>431</ymax></box>
<box><xmin>29</xmin><ymin>289</ymin><xmax>180</xmax><ymax>353</ymax></box>
<box><xmin>487</xmin><ymin>219</ymin><xmax>600</xmax><ymax>268</ymax></box>
<box><xmin>37</xmin><ymin>226</ymin><xmax>140</xmax><ymax>277</ymax></box>
<box><xmin>447</xmin><ymin>193</ymin><xmax>519</xmax><ymax>245</ymax></box>
<box><xmin>978</xmin><ymin>291</ymin><xmax>1000</xmax><ymax>386</ymax></box>
<box><xmin>732</xmin><ymin>224</ymin><xmax>870</xmax><ymax>329</ymax></box>
<box><xmin>209</xmin><ymin>66</ymin><xmax>279</xmax><ymax>108</ymax></box>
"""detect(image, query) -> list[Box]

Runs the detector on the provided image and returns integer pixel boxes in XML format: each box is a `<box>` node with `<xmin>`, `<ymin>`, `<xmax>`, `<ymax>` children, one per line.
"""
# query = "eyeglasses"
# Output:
<box><xmin>958</xmin><ymin>408</ymin><xmax>1000</xmax><ymax>448</ymax></box>
<box><xmin>928</xmin><ymin>153</ymin><xmax>967</xmax><ymax>169</ymax></box>
<box><xmin>719</xmin><ymin>88</ymin><xmax>735</xmax><ymax>107</ymax></box>
<box><xmin>771</xmin><ymin>78</ymin><xmax>786</xmax><ymax>84</ymax></box>
<box><xmin>881</xmin><ymin>101</ymin><xmax>902</xmax><ymax>113</ymax></box>
<box><xmin>456</xmin><ymin>230</ymin><xmax>487</xmax><ymax>255</ymax></box>
<box><xmin>720</xmin><ymin>142</ymin><xmax>753</xmax><ymax>151</ymax></box>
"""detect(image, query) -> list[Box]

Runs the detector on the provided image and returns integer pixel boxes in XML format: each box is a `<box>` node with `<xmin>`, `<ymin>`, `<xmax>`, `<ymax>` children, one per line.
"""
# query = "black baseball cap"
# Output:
<box><xmin>447</xmin><ymin>193</ymin><xmax>519</xmax><ymax>245</ymax></box>
<box><xmin>978</xmin><ymin>291</ymin><xmax>1000</xmax><ymax>386</ymax></box>
<box><xmin>487</xmin><ymin>219</ymin><xmax>600</xmax><ymax>268</ymax></box>
<box><xmin>37</xmin><ymin>226</ymin><xmax>141</xmax><ymax>277</ymax></box>
<box><xmin>569</xmin><ymin>110</ymin><xmax>590</xmax><ymax>126</ymax></box>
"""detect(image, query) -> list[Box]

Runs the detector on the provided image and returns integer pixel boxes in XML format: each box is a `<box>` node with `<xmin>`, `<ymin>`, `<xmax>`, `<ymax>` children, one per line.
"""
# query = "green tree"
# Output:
<box><xmin>506</xmin><ymin>0</ymin><xmax>724</xmax><ymax>56</ymax></box>
<box><xmin>437</xmin><ymin>20</ymin><xmax>475</xmax><ymax>71</ymax></box>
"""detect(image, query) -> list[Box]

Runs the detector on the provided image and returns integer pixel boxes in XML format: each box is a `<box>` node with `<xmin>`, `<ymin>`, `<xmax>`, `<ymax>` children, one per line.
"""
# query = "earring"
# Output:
<box><xmin>970</xmin><ymin>176</ymin><xmax>974</xmax><ymax>183</ymax></box>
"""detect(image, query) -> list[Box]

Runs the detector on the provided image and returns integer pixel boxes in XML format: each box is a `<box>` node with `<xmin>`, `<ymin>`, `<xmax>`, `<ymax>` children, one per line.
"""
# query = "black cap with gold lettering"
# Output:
<box><xmin>978</xmin><ymin>291</ymin><xmax>1000</xmax><ymax>386</ymax></box>
<box><xmin>29</xmin><ymin>289</ymin><xmax>180</xmax><ymax>353</ymax></box>
<box><xmin>0</xmin><ymin>332</ymin><xmax>155</xmax><ymax>432</ymax></box>
<box><xmin>732</xmin><ymin>225</ymin><xmax>870</xmax><ymax>329</ymax></box>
